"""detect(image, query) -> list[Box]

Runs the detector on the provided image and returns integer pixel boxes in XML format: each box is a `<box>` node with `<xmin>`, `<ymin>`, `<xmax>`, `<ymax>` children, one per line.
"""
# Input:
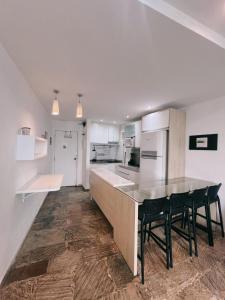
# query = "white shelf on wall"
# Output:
<box><xmin>16</xmin><ymin>135</ymin><xmax>48</xmax><ymax>160</ymax></box>
<box><xmin>16</xmin><ymin>174</ymin><xmax>63</xmax><ymax>201</ymax></box>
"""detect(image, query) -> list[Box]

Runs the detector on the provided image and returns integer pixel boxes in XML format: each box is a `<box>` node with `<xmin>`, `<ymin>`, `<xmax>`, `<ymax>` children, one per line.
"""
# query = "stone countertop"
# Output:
<box><xmin>118</xmin><ymin>164</ymin><xmax>140</xmax><ymax>173</ymax></box>
<box><xmin>117</xmin><ymin>177</ymin><xmax>216</xmax><ymax>204</ymax></box>
<box><xmin>90</xmin><ymin>168</ymin><xmax>135</xmax><ymax>188</ymax></box>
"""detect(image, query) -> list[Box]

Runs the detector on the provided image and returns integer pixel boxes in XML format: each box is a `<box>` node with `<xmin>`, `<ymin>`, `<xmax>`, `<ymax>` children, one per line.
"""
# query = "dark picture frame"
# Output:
<box><xmin>189</xmin><ymin>134</ymin><xmax>218</xmax><ymax>151</ymax></box>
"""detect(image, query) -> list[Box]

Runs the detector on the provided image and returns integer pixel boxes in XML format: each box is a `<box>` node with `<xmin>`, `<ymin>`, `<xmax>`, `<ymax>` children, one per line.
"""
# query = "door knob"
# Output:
<box><xmin>74</xmin><ymin>157</ymin><xmax>77</xmax><ymax>160</ymax></box>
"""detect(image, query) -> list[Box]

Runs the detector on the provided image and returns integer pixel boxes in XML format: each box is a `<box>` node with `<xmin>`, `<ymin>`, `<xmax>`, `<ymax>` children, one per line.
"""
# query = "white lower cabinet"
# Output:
<box><xmin>116</xmin><ymin>165</ymin><xmax>139</xmax><ymax>183</ymax></box>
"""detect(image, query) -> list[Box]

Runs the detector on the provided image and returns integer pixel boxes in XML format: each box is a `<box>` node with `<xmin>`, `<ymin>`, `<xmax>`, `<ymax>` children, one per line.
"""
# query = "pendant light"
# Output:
<box><xmin>51</xmin><ymin>89</ymin><xmax>60</xmax><ymax>115</ymax></box>
<box><xmin>76</xmin><ymin>93</ymin><xmax>83</xmax><ymax>118</ymax></box>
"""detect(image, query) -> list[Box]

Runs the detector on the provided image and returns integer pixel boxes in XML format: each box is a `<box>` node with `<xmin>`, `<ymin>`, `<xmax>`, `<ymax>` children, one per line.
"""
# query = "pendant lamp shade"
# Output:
<box><xmin>76</xmin><ymin>93</ymin><xmax>83</xmax><ymax>118</ymax></box>
<box><xmin>51</xmin><ymin>90</ymin><xmax>60</xmax><ymax>115</ymax></box>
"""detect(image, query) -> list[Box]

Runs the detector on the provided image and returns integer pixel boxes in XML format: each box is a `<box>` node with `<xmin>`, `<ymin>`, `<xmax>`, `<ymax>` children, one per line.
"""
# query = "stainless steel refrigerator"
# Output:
<box><xmin>140</xmin><ymin>130</ymin><xmax>168</xmax><ymax>185</ymax></box>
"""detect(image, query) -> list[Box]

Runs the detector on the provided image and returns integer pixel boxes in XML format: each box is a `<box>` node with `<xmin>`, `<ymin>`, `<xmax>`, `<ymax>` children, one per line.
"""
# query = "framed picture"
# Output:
<box><xmin>189</xmin><ymin>134</ymin><xmax>218</xmax><ymax>151</ymax></box>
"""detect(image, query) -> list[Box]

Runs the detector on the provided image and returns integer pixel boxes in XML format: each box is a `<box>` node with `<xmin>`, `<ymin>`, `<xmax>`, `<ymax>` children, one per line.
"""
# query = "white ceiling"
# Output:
<box><xmin>1</xmin><ymin>0</ymin><xmax>225</xmax><ymax>122</ymax></box>
<box><xmin>165</xmin><ymin>0</ymin><xmax>225</xmax><ymax>37</ymax></box>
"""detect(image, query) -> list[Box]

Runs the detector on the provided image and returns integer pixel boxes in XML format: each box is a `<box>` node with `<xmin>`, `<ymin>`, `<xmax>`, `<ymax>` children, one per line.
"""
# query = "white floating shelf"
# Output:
<box><xmin>16</xmin><ymin>135</ymin><xmax>48</xmax><ymax>161</ymax></box>
<box><xmin>16</xmin><ymin>174</ymin><xmax>63</xmax><ymax>195</ymax></box>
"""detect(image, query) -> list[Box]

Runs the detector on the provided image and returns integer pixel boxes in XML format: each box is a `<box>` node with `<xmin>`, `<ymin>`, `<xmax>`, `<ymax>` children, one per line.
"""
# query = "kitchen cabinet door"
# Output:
<box><xmin>108</xmin><ymin>125</ymin><xmax>119</xmax><ymax>142</ymax></box>
<box><xmin>90</xmin><ymin>123</ymin><xmax>108</xmax><ymax>143</ymax></box>
<box><xmin>134</xmin><ymin>121</ymin><xmax>141</xmax><ymax>148</ymax></box>
<box><xmin>142</xmin><ymin>109</ymin><xmax>170</xmax><ymax>132</ymax></box>
<box><xmin>124</xmin><ymin>124</ymin><xmax>135</xmax><ymax>138</ymax></box>
<box><xmin>90</xmin><ymin>123</ymin><xmax>99</xmax><ymax>143</ymax></box>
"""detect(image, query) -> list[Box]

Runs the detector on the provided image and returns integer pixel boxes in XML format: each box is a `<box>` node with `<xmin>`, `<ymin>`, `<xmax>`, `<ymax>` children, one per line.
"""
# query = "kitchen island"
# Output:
<box><xmin>90</xmin><ymin>168</ymin><xmax>215</xmax><ymax>276</ymax></box>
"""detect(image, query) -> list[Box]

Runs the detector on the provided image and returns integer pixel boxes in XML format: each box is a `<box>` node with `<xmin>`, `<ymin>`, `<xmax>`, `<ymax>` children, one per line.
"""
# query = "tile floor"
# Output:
<box><xmin>1</xmin><ymin>187</ymin><xmax>225</xmax><ymax>299</ymax></box>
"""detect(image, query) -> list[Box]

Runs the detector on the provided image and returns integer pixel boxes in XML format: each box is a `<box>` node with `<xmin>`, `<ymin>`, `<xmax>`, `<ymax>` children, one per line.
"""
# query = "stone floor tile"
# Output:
<box><xmin>1</xmin><ymin>187</ymin><xmax>225</xmax><ymax>300</ymax></box>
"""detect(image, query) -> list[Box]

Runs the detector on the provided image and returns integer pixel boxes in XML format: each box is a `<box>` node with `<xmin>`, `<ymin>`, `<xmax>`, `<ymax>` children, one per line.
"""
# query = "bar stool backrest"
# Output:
<box><xmin>169</xmin><ymin>192</ymin><xmax>190</xmax><ymax>214</ymax></box>
<box><xmin>190</xmin><ymin>187</ymin><xmax>208</xmax><ymax>207</ymax></box>
<box><xmin>208</xmin><ymin>183</ymin><xmax>222</xmax><ymax>202</ymax></box>
<box><xmin>142</xmin><ymin>197</ymin><xmax>168</xmax><ymax>223</ymax></box>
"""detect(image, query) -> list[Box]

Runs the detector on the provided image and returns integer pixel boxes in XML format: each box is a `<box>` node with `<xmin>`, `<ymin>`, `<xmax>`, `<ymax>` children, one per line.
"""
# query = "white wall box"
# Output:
<box><xmin>16</xmin><ymin>135</ymin><xmax>48</xmax><ymax>160</ymax></box>
<box><xmin>142</xmin><ymin>109</ymin><xmax>170</xmax><ymax>132</ymax></box>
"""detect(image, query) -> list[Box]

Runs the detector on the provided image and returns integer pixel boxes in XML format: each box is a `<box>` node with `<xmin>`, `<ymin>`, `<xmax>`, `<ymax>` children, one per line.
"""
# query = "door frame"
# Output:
<box><xmin>53</xmin><ymin>130</ymin><xmax>79</xmax><ymax>186</ymax></box>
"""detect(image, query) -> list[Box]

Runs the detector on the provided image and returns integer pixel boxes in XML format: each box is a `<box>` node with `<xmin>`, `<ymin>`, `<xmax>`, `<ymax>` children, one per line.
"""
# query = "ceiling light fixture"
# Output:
<box><xmin>126</xmin><ymin>115</ymin><xmax>130</xmax><ymax>119</ymax></box>
<box><xmin>76</xmin><ymin>93</ymin><xmax>83</xmax><ymax>118</ymax></box>
<box><xmin>51</xmin><ymin>89</ymin><xmax>60</xmax><ymax>116</ymax></box>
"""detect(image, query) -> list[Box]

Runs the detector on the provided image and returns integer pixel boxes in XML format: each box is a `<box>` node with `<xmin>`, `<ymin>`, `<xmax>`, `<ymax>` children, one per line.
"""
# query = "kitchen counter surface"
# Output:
<box><xmin>90</xmin><ymin>168</ymin><xmax>135</xmax><ymax>188</ymax></box>
<box><xmin>118</xmin><ymin>164</ymin><xmax>140</xmax><ymax>173</ymax></box>
<box><xmin>90</xmin><ymin>167</ymin><xmax>216</xmax><ymax>204</ymax></box>
<box><xmin>117</xmin><ymin>177</ymin><xmax>216</xmax><ymax>204</ymax></box>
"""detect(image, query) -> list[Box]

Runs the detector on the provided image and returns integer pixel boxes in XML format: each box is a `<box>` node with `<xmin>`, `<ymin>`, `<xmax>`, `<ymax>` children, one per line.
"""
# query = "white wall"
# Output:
<box><xmin>0</xmin><ymin>44</ymin><xmax>51</xmax><ymax>283</ymax></box>
<box><xmin>51</xmin><ymin>120</ymin><xmax>83</xmax><ymax>185</ymax></box>
<box><xmin>185</xmin><ymin>96</ymin><xmax>225</xmax><ymax>220</ymax></box>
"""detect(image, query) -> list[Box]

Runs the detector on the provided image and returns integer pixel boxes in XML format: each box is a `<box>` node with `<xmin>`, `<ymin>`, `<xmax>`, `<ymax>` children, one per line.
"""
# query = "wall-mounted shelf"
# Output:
<box><xmin>16</xmin><ymin>174</ymin><xmax>63</xmax><ymax>201</ymax></box>
<box><xmin>16</xmin><ymin>135</ymin><xmax>48</xmax><ymax>160</ymax></box>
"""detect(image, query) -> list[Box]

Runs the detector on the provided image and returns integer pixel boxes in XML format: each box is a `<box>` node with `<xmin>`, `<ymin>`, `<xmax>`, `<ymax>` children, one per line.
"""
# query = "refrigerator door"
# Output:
<box><xmin>140</xmin><ymin>131</ymin><xmax>167</xmax><ymax>185</ymax></box>
<box><xmin>141</xmin><ymin>131</ymin><xmax>167</xmax><ymax>157</ymax></box>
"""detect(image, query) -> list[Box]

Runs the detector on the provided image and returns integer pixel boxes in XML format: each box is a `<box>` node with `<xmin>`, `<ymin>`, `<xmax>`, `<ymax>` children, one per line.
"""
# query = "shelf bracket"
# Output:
<box><xmin>20</xmin><ymin>193</ymin><xmax>33</xmax><ymax>202</ymax></box>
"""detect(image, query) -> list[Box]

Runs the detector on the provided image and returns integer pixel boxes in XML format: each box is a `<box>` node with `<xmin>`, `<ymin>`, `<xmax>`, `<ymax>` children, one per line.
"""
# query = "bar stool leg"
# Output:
<box><xmin>168</xmin><ymin>214</ymin><xmax>173</xmax><ymax>268</ymax></box>
<box><xmin>181</xmin><ymin>211</ymin><xmax>185</xmax><ymax>229</ymax></box>
<box><xmin>144</xmin><ymin>224</ymin><xmax>147</xmax><ymax>243</ymax></box>
<box><xmin>205</xmin><ymin>202</ymin><xmax>214</xmax><ymax>247</ymax></box>
<box><xmin>165</xmin><ymin>219</ymin><xmax>170</xmax><ymax>269</ymax></box>
<box><xmin>187</xmin><ymin>209</ymin><xmax>192</xmax><ymax>257</ymax></box>
<box><xmin>217</xmin><ymin>197</ymin><xmax>224</xmax><ymax>238</ymax></box>
<box><xmin>140</xmin><ymin>220</ymin><xmax>145</xmax><ymax>284</ymax></box>
<box><xmin>148</xmin><ymin>222</ymin><xmax>151</xmax><ymax>242</ymax></box>
<box><xmin>192</xmin><ymin>206</ymin><xmax>198</xmax><ymax>256</ymax></box>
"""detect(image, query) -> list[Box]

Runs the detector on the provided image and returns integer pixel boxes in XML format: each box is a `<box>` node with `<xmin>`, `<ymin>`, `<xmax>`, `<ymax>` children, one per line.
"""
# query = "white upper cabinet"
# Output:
<box><xmin>134</xmin><ymin>121</ymin><xmax>141</xmax><ymax>148</ymax></box>
<box><xmin>124</xmin><ymin>124</ymin><xmax>135</xmax><ymax>138</ymax></box>
<box><xmin>90</xmin><ymin>123</ymin><xmax>108</xmax><ymax>143</ymax></box>
<box><xmin>108</xmin><ymin>125</ymin><xmax>119</xmax><ymax>142</ymax></box>
<box><xmin>90</xmin><ymin>122</ymin><xmax>120</xmax><ymax>143</ymax></box>
<box><xmin>142</xmin><ymin>109</ymin><xmax>170</xmax><ymax>132</ymax></box>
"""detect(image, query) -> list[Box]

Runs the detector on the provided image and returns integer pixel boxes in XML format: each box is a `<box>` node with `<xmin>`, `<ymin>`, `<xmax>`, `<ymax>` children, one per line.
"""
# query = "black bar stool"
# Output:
<box><xmin>184</xmin><ymin>187</ymin><xmax>208</xmax><ymax>255</ymax></box>
<box><xmin>138</xmin><ymin>197</ymin><xmax>169</xmax><ymax>284</ymax></box>
<box><xmin>208</xmin><ymin>184</ymin><xmax>224</xmax><ymax>237</ymax></box>
<box><xmin>168</xmin><ymin>192</ymin><xmax>192</xmax><ymax>268</ymax></box>
<box><xmin>195</xmin><ymin>184</ymin><xmax>224</xmax><ymax>246</ymax></box>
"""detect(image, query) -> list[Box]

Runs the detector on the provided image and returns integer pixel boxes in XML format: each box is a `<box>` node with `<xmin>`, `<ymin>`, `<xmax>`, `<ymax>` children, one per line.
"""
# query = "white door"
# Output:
<box><xmin>54</xmin><ymin>130</ymin><xmax>78</xmax><ymax>186</ymax></box>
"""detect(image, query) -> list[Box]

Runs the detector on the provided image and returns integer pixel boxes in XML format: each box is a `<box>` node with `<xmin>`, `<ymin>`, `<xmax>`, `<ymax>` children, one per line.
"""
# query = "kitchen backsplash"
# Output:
<box><xmin>90</xmin><ymin>143</ymin><xmax>120</xmax><ymax>161</ymax></box>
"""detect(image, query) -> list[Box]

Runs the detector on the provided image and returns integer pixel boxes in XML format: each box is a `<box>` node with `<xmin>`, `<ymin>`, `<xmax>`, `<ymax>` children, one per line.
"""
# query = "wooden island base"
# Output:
<box><xmin>90</xmin><ymin>171</ymin><xmax>138</xmax><ymax>276</ymax></box>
